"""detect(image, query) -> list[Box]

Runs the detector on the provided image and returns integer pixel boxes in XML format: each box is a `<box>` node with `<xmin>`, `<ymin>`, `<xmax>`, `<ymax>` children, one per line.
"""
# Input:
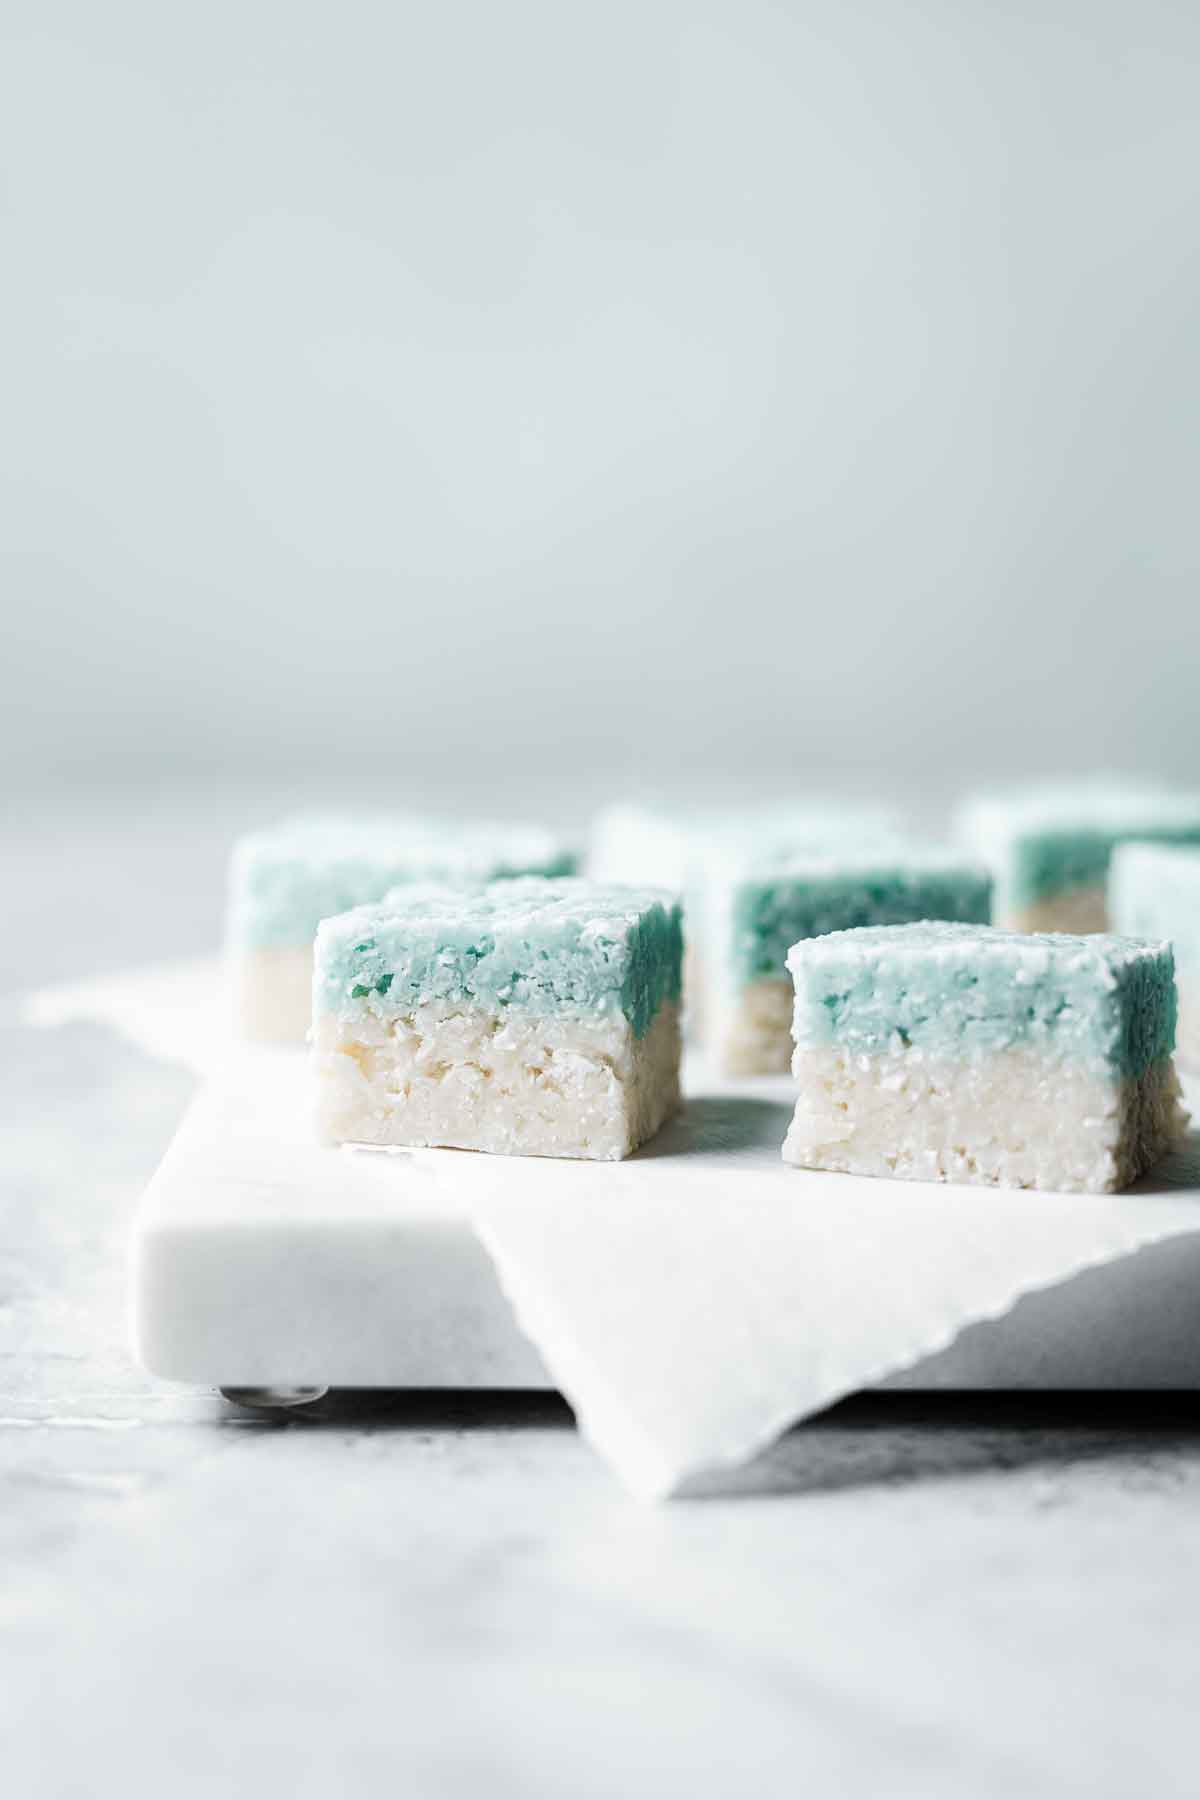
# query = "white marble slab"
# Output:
<box><xmin>37</xmin><ymin>950</ymin><xmax>1200</xmax><ymax>1493</ymax></box>
<box><xmin>134</xmin><ymin>1056</ymin><xmax>1200</xmax><ymax>1408</ymax></box>
<box><xmin>134</xmin><ymin>1064</ymin><xmax>547</xmax><ymax>1389</ymax></box>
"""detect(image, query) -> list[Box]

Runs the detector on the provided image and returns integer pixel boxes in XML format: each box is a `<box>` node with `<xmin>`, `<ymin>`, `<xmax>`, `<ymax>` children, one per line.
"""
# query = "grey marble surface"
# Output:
<box><xmin>6</xmin><ymin>797</ymin><xmax>1200</xmax><ymax>1798</ymax></box>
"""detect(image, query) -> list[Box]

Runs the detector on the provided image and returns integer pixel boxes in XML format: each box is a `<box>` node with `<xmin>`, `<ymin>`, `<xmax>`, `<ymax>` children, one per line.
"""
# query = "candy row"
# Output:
<box><xmin>226</xmin><ymin>778</ymin><xmax>1200</xmax><ymax>1072</ymax></box>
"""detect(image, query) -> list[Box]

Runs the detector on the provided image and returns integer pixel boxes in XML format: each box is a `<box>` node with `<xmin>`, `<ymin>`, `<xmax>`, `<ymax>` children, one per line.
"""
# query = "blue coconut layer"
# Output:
<box><xmin>958</xmin><ymin>782</ymin><xmax>1200</xmax><ymax>913</ymax></box>
<box><xmin>1111</xmin><ymin>843</ymin><xmax>1200</xmax><ymax>979</ymax></box>
<box><xmin>788</xmin><ymin>921</ymin><xmax>1177</xmax><ymax>1077</ymax></box>
<box><xmin>227</xmin><ymin>815</ymin><xmax>578</xmax><ymax>950</ymax></box>
<box><xmin>1010</xmin><ymin>828</ymin><xmax>1200</xmax><ymax>911</ymax></box>
<box><xmin>314</xmin><ymin>878</ymin><xmax>683</xmax><ymax>1040</ymax></box>
<box><xmin>726</xmin><ymin>848</ymin><xmax>992</xmax><ymax>985</ymax></box>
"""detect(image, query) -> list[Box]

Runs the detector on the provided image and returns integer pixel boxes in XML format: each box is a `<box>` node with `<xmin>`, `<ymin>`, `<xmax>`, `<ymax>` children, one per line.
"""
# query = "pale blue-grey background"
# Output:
<box><xmin>2</xmin><ymin>0</ymin><xmax>1198</xmax><ymax>816</ymax></box>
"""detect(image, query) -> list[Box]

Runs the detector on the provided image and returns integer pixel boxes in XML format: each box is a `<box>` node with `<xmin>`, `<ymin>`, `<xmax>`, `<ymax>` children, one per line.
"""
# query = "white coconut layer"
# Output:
<box><xmin>782</xmin><ymin>1042</ymin><xmax>1187</xmax><ymax>1193</ymax></box>
<box><xmin>313</xmin><ymin>999</ymin><xmax>682</xmax><ymax>1162</ymax></box>
<box><xmin>233</xmin><ymin>945</ymin><xmax>315</xmax><ymax>1044</ymax></box>
<box><xmin>1003</xmin><ymin>883</ymin><xmax>1109</xmax><ymax>935</ymax></box>
<box><xmin>711</xmin><ymin>976</ymin><xmax>793</xmax><ymax>1076</ymax></box>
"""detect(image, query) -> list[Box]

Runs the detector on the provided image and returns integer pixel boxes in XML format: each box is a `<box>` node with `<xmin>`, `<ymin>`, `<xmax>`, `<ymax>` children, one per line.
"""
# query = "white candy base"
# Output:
<box><xmin>313</xmin><ymin>1001</ymin><xmax>682</xmax><ymax>1162</ymax></box>
<box><xmin>783</xmin><ymin>1045</ymin><xmax>1187</xmax><ymax>1193</ymax></box>
<box><xmin>233</xmin><ymin>945</ymin><xmax>315</xmax><ymax>1044</ymax></box>
<box><xmin>1004</xmin><ymin>883</ymin><xmax>1109</xmax><ymax>934</ymax></box>
<box><xmin>712</xmin><ymin>976</ymin><xmax>793</xmax><ymax>1075</ymax></box>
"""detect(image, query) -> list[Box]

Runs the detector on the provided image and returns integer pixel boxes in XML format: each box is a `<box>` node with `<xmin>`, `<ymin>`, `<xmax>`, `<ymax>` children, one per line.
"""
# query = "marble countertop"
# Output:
<box><xmin>6</xmin><ymin>796</ymin><xmax>1200</xmax><ymax>1798</ymax></box>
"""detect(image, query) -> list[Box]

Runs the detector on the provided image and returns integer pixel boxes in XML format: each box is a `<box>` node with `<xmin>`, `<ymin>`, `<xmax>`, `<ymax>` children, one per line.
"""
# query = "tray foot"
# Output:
<box><xmin>220</xmin><ymin>1385</ymin><xmax>329</xmax><ymax>1410</ymax></box>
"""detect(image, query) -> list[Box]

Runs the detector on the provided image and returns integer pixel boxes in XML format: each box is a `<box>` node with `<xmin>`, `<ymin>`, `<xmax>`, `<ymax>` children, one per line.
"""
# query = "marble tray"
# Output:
<box><xmin>133</xmin><ymin>1055</ymin><xmax>1200</xmax><ymax>1398</ymax></box>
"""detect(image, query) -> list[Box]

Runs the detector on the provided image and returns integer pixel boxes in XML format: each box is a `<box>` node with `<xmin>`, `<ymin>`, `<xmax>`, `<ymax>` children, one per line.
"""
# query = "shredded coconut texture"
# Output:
<box><xmin>787</xmin><ymin>921</ymin><xmax>1178</xmax><ymax>1079</ymax></box>
<box><xmin>782</xmin><ymin>1044</ymin><xmax>1187</xmax><ymax>1192</ymax></box>
<box><xmin>228</xmin><ymin>813</ymin><xmax>578</xmax><ymax>951</ymax></box>
<box><xmin>313</xmin><ymin>1000</ymin><xmax>682</xmax><ymax>1162</ymax></box>
<box><xmin>711</xmin><ymin>976</ymin><xmax>794</xmax><ymax>1076</ymax></box>
<box><xmin>316</xmin><ymin>878</ymin><xmax>683</xmax><ymax>1041</ymax></box>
